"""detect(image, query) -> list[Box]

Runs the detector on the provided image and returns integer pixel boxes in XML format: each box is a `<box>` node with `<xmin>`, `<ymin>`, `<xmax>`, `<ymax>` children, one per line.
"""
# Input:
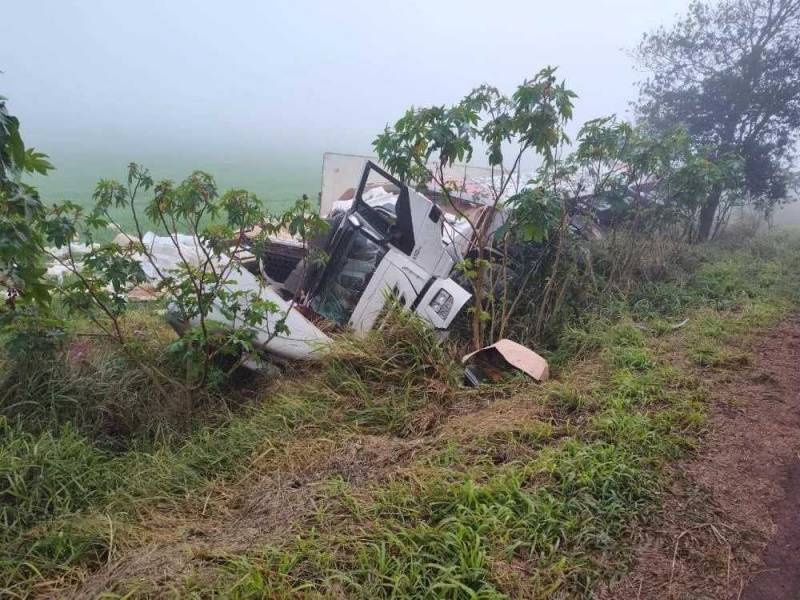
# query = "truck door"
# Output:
<box><xmin>348</xmin><ymin>249</ymin><xmax>429</xmax><ymax>334</ymax></box>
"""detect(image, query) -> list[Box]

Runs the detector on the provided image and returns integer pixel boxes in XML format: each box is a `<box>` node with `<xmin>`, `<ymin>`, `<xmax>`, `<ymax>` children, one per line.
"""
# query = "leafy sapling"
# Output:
<box><xmin>40</xmin><ymin>163</ymin><xmax>328</xmax><ymax>392</ymax></box>
<box><xmin>374</xmin><ymin>68</ymin><xmax>576</xmax><ymax>349</ymax></box>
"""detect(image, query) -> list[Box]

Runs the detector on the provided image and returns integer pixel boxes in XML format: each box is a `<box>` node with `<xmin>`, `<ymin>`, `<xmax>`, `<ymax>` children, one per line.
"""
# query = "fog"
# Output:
<box><xmin>3</xmin><ymin>0</ymin><xmax>693</xmax><ymax>201</ymax></box>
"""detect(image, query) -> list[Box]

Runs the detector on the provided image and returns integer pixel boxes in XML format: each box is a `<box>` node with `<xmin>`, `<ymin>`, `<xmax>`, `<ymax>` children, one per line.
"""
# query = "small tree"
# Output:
<box><xmin>497</xmin><ymin>117</ymin><xmax>743</xmax><ymax>343</ymax></box>
<box><xmin>41</xmin><ymin>163</ymin><xmax>328</xmax><ymax>392</ymax></box>
<box><xmin>374</xmin><ymin>68</ymin><xmax>575</xmax><ymax>349</ymax></box>
<box><xmin>634</xmin><ymin>0</ymin><xmax>800</xmax><ymax>240</ymax></box>
<box><xmin>565</xmin><ymin>117</ymin><xmax>743</xmax><ymax>243</ymax></box>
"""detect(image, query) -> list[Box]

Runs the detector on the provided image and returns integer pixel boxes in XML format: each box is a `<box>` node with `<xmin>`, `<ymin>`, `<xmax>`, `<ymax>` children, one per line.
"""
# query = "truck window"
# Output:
<box><xmin>355</xmin><ymin>164</ymin><xmax>415</xmax><ymax>256</ymax></box>
<box><xmin>310</xmin><ymin>230</ymin><xmax>386</xmax><ymax>325</ymax></box>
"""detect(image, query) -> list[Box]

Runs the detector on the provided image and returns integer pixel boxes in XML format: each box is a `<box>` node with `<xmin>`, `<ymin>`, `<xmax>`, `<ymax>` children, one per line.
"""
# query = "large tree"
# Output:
<box><xmin>635</xmin><ymin>0</ymin><xmax>800</xmax><ymax>240</ymax></box>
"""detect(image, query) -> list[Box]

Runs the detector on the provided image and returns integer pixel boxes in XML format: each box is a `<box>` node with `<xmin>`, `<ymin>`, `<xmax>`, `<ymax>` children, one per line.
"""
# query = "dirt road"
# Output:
<box><xmin>602</xmin><ymin>317</ymin><xmax>800</xmax><ymax>599</ymax></box>
<box><xmin>740</xmin><ymin>319</ymin><xmax>800</xmax><ymax>599</ymax></box>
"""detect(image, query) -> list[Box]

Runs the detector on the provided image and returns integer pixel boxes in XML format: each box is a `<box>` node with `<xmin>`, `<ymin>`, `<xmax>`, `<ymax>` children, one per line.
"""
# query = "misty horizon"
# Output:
<box><xmin>3</xmin><ymin>0</ymin><xmax>798</xmax><ymax>223</ymax></box>
<box><xmin>4</xmin><ymin>2</ymin><xmax>690</xmax><ymax>173</ymax></box>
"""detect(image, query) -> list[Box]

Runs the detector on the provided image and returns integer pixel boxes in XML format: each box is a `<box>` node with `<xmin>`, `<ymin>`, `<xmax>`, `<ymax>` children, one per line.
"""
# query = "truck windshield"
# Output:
<box><xmin>310</xmin><ymin>228</ymin><xmax>386</xmax><ymax>325</ymax></box>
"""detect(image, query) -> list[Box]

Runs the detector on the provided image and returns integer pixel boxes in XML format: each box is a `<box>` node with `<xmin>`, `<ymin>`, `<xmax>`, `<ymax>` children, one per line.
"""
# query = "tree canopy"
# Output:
<box><xmin>634</xmin><ymin>0</ymin><xmax>800</xmax><ymax>239</ymax></box>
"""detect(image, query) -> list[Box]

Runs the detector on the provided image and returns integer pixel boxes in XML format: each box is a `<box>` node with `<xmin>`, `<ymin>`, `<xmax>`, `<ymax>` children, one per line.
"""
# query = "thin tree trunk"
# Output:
<box><xmin>698</xmin><ymin>187</ymin><xmax>722</xmax><ymax>242</ymax></box>
<box><xmin>471</xmin><ymin>248</ymin><xmax>485</xmax><ymax>350</ymax></box>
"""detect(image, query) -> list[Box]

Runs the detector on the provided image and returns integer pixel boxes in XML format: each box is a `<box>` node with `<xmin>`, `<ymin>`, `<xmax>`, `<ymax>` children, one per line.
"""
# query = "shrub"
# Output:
<box><xmin>319</xmin><ymin>303</ymin><xmax>465</xmax><ymax>436</ymax></box>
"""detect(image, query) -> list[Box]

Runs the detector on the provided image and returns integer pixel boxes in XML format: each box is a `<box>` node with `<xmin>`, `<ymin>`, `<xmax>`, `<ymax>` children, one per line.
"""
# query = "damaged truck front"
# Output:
<box><xmin>169</xmin><ymin>162</ymin><xmax>471</xmax><ymax>360</ymax></box>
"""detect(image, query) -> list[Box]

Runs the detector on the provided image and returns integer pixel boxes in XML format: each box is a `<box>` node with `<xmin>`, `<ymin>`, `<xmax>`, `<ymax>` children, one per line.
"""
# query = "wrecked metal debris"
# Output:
<box><xmin>43</xmin><ymin>160</ymin><xmax>509</xmax><ymax>364</ymax></box>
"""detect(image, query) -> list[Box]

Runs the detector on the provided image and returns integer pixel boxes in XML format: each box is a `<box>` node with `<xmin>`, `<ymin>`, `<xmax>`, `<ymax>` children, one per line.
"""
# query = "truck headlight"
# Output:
<box><xmin>429</xmin><ymin>289</ymin><xmax>454</xmax><ymax>319</ymax></box>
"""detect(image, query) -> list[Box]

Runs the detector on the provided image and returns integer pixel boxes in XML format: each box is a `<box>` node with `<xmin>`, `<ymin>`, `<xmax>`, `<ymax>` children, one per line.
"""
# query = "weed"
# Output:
<box><xmin>688</xmin><ymin>343</ymin><xmax>751</xmax><ymax>368</ymax></box>
<box><xmin>0</xmin><ymin>389</ymin><xmax>334</xmax><ymax>595</ymax></box>
<box><xmin>0</xmin><ymin>307</ymin><xmax>239</xmax><ymax>447</ymax></box>
<box><xmin>607</xmin><ymin>346</ymin><xmax>656</xmax><ymax>371</ymax></box>
<box><xmin>546</xmin><ymin>383</ymin><xmax>591</xmax><ymax>415</ymax></box>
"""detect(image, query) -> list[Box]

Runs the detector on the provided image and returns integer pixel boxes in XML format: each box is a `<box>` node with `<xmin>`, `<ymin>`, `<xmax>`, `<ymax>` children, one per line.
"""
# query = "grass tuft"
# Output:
<box><xmin>319</xmin><ymin>303</ymin><xmax>467</xmax><ymax>436</ymax></box>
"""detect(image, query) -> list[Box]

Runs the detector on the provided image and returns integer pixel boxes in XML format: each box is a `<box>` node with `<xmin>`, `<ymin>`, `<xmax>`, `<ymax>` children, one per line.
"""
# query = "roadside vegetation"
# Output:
<box><xmin>0</xmin><ymin>228</ymin><xmax>798</xmax><ymax>597</ymax></box>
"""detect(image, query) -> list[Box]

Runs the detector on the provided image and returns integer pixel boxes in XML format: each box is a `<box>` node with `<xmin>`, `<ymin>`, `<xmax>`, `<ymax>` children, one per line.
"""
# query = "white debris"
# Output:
<box><xmin>112</xmin><ymin>232</ymin><xmax>135</xmax><ymax>247</ymax></box>
<box><xmin>135</xmin><ymin>233</ymin><xmax>331</xmax><ymax>360</ymax></box>
<box><xmin>45</xmin><ymin>263</ymin><xmax>76</xmax><ymax>283</ymax></box>
<box><xmin>135</xmin><ymin>232</ymin><xmax>210</xmax><ymax>279</ymax></box>
<box><xmin>45</xmin><ymin>242</ymin><xmax>98</xmax><ymax>260</ymax></box>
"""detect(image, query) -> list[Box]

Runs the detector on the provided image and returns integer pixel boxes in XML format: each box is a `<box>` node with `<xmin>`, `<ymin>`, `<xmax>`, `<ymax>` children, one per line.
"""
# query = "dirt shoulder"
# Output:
<box><xmin>601</xmin><ymin>317</ymin><xmax>800</xmax><ymax>599</ymax></box>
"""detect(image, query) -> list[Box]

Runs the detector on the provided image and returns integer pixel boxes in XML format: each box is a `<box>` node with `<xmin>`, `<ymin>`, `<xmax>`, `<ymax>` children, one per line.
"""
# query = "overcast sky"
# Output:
<box><xmin>2</xmin><ymin>0</ymin><xmax>693</xmax><ymax>165</ymax></box>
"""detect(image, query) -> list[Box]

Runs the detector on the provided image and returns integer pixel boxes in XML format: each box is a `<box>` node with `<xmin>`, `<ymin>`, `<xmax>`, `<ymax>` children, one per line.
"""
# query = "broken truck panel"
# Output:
<box><xmin>463</xmin><ymin>339</ymin><xmax>549</xmax><ymax>385</ymax></box>
<box><xmin>320</xmin><ymin>154</ymin><xmax>511</xmax><ymax>266</ymax></box>
<box><xmin>345</xmin><ymin>161</ymin><xmax>458</xmax><ymax>279</ymax></box>
<box><xmin>136</xmin><ymin>233</ymin><xmax>331</xmax><ymax>361</ymax></box>
<box><xmin>341</xmin><ymin>246</ymin><xmax>470</xmax><ymax>334</ymax></box>
<box><xmin>201</xmin><ymin>265</ymin><xmax>331</xmax><ymax>361</ymax></box>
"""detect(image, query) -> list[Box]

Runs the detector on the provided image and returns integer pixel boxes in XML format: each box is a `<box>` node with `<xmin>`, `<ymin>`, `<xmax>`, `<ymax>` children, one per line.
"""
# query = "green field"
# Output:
<box><xmin>27</xmin><ymin>150</ymin><xmax>324</xmax><ymax>234</ymax></box>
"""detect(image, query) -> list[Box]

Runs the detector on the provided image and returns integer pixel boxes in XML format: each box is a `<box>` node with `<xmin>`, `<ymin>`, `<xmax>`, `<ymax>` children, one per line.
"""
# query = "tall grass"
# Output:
<box><xmin>0</xmin><ymin>231</ymin><xmax>799</xmax><ymax>597</ymax></box>
<box><xmin>319</xmin><ymin>303</ymin><xmax>466</xmax><ymax>436</ymax></box>
<box><xmin>0</xmin><ymin>382</ymin><xmax>334</xmax><ymax>595</ymax></box>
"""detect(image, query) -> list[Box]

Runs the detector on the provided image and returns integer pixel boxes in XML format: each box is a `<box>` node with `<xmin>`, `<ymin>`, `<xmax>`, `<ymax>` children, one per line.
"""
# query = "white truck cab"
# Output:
<box><xmin>305</xmin><ymin>161</ymin><xmax>469</xmax><ymax>334</ymax></box>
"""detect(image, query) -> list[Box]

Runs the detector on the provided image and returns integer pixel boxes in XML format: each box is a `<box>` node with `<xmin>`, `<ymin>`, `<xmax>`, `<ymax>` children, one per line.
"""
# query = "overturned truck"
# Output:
<box><xmin>171</xmin><ymin>161</ymin><xmax>481</xmax><ymax>360</ymax></box>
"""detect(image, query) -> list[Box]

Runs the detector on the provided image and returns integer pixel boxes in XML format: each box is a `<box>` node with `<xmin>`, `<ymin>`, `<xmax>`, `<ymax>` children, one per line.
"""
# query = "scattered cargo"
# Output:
<box><xmin>463</xmin><ymin>339</ymin><xmax>549</xmax><ymax>385</ymax></box>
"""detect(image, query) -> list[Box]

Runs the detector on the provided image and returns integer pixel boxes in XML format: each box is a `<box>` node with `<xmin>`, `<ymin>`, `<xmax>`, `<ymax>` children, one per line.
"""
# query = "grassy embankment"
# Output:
<box><xmin>1</xmin><ymin>230</ymin><xmax>799</xmax><ymax>598</ymax></box>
